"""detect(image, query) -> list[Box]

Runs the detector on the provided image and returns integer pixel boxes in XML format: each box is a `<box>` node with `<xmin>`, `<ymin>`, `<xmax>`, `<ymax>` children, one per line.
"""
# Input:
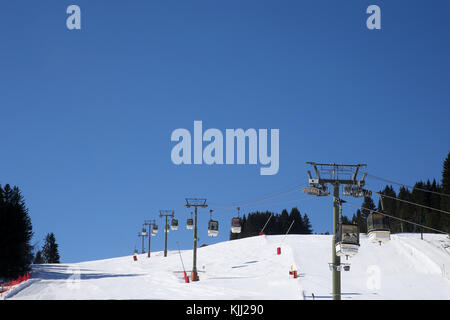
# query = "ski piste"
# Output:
<box><xmin>2</xmin><ymin>233</ymin><xmax>449</xmax><ymax>300</ymax></box>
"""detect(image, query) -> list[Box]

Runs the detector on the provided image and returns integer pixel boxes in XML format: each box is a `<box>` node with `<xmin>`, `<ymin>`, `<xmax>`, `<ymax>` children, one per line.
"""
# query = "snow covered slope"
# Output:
<box><xmin>3</xmin><ymin>233</ymin><xmax>450</xmax><ymax>300</ymax></box>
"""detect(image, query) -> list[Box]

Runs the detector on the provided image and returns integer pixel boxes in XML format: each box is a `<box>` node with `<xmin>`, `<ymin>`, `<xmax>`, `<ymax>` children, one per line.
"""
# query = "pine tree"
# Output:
<box><xmin>33</xmin><ymin>250</ymin><xmax>45</xmax><ymax>264</ymax></box>
<box><xmin>279</xmin><ymin>209</ymin><xmax>290</xmax><ymax>234</ymax></box>
<box><xmin>42</xmin><ymin>233</ymin><xmax>60</xmax><ymax>264</ymax></box>
<box><xmin>240</xmin><ymin>215</ymin><xmax>247</xmax><ymax>238</ymax></box>
<box><xmin>341</xmin><ymin>215</ymin><xmax>351</xmax><ymax>224</ymax></box>
<box><xmin>352</xmin><ymin>209</ymin><xmax>364</xmax><ymax>233</ymax></box>
<box><xmin>263</xmin><ymin>211</ymin><xmax>278</xmax><ymax>235</ymax></box>
<box><xmin>375</xmin><ymin>155</ymin><xmax>450</xmax><ymax>235</ymax></box>
<box><xmin>302</xmin><ymin>213</ymin><xmax>313</xmax><ymax>234</ymax></box>
<box><xmin>228</xmin><ymin>209</ymin><xmax>315</xmax><ymax>240</ymax></box>
<box><xmin>396</xmin><ymin>187</ymin><xmax>411</xmax><ymax>233</ymax></box>
<box><xmin>378</xmin><ymin>185</ymin><xmax>398</xmax><ymax>233</ymax></box>
<box><xmin>289</xmin><ymin>208</ymin><xmax>304</xmax><ymax>234</ymax></box>
<box><xmin>412</xmin><ymin>181</ymin><xmax>428</xmax><ymax>233</ymax></box>
<box><xmin>360</xmin><ymin>196</ymin><xmax>376</xmax><ymax>233</ymax></box>
<box><xmin>0</xmin><ymin>184</ymin><xmax>34</xmax><ymax>279</ymax></box>
<box><xmin>244</xmin><ymin>212</ymin><xmax>260</xmax><ymax>237</ymax></box>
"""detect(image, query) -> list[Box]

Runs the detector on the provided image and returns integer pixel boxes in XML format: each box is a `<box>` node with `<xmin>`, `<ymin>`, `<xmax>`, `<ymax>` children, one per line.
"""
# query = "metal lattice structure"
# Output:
<box><xmin>185</xmin><ymin>198</ymin><xmax>208</xmax><ymax>207</ymax></box>
<box><xmin>305</xmin><ymin>162</ymin><xmax>368</xmax><ymax>186</ymax></box>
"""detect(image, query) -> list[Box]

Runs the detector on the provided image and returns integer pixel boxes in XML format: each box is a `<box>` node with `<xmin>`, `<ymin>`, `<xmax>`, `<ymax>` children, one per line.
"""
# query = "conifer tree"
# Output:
<box><xmin>0</xmin><ymin>184</ymin><xmax>34</xmax><ymax>279</ymax></box>
<box><xmin>352</xmin><ymin>209</ymin><xmax>364</xmax><ymax>232</ymax></box>
<box><xmin>378</xmin><ymin>185</ymin><xmax>398</xmax><ymax>232</ymax></box>
<box><xmin>279</xmin><ymin>209</ymin><xmax>290</xmax><ymax>234</ymax></box>
<box><xmin>42</xmin><ymin>233</ymin><xmax>60</xmax><ymax>264</ymax></box>
<box><xmin>396</xmin><ymin>187</ymin><xmax>411</xmax><ymax>233</ymax></box>
<box><xmin>302</xmin><ymin>213</ymin><xmax>313</xmax><ymax>234</ymax></box>
<box><xmin>289</xmin><ymin>208</ymin><xmax>304</xmax><ymax>234</ymax></box>
<box><xmin>341</xmin><ymin>215</ymin><xmax>351</xmax><ymax>224</ymax></box>
<box><xmin>33</xmin><ymin>250</ymin><xmax>45</xmax><ymax>264</ymax></box>
<box><xmin>229</xmin><ymin>209</ymin><xmax>315</xmax><ymax>240</ymax></box>
<box><xmin>360</xmin><ymin>196</ymin><xmax>376</xmax><ymax>233</ymax></box>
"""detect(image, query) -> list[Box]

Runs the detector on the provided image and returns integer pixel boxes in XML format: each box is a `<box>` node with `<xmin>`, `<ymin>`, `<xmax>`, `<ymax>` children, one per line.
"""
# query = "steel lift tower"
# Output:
<box><xmin>303</xmin><ymin>162</ymin><xmax>371</xmax><ymax>300</ymax></box>
<box><xmin>185</xmin><ymin>198</ymin><xmax>208</xmax><ymax>282</ymax></box>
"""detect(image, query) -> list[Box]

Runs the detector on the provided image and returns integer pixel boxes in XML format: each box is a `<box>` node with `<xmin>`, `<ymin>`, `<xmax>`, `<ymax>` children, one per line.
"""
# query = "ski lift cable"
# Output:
<box><xmin>209</xmin><ymin>186</ymin><xmax>303</xmax><ymax>208</ymax></box>
<box><xmin>342</xmin><ymin>199</ymin><xmax>449</xmax><ymax>235</ymax></box>
<box><xmin>366</xmin><ymin>173</ymin><xmax>450</xmax><ymax>198</ymax></box>
<box><xmin>234</xmin><ymin>196</ymin><xmax>314</xmax><ymax>210</ymax></box>
<box><xmin>209</xmin><ymin>184</ymin><xmax>306</xmax><ymax>209</ymax></box>
<box><xmin>210</xmin><ymin>197</ymin><xmax>315</xmax><ymax>216</ymax></box>
<box><xmin>249</xmin><ymin>182</ymin><xmax>307</xmax><ymax>199</ymax></box>
<box><xmin>370</xmin><ymin>190</ymin><xmax>450</xmax><ymax>216</ymax></box>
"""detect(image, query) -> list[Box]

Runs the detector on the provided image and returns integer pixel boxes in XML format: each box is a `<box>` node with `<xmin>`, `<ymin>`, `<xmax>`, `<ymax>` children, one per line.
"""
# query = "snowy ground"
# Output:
<box><xmin>3</xmin><ymin>233</ymin><xmax>450</xmax><ymax>300</ymax></box>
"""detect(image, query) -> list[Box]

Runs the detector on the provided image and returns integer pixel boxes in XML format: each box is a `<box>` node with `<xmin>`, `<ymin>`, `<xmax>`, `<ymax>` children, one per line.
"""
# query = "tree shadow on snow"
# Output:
<box><xmin>31</xmin><ymin>265</ymin><xmax>143</xmax><ymax>281</ymax></box>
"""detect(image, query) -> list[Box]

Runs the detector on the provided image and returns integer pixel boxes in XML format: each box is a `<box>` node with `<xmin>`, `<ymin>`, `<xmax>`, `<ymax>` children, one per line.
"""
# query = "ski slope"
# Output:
<box><xmin>3</xmin><ymin>233</ymin><xmax>450</xmax><ymax>300</ymax></box>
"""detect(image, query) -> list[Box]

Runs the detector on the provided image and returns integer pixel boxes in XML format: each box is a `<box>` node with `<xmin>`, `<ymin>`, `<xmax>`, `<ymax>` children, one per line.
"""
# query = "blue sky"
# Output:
<box><xmin>1</xmin><ymin>1</ymin><xmax>449</xmax><ymax>262</ymax></box>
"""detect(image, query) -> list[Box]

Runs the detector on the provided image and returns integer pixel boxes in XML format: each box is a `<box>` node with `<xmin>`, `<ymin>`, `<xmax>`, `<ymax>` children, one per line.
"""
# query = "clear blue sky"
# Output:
<box><xmin>1</xmin><ymin>1</ymin><xmax>449</xmax><ymax>262</ymax></box>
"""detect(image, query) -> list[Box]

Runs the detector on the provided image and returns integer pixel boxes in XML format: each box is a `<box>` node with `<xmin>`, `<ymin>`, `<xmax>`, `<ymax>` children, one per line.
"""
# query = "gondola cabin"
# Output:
<box><xmin>165</xmin><ymin>224</ymin><xmax>170</xmax><ymax>233</ymax></box>
<box><xmin>335</xmin><ymin>223</ymin><xmax>360</xmax><ymax>259</ymax></box>
<box><xmin>303</xmin><ymin>185</ymin><xmax>330</xmax><ymax>197</ymax></box>
<box><xmin>141</xmin><ymin>228</ymin><xmax>147</xmax><ymax>236</ymax></box>
<box><xmin>186</xmin><ymin>218</ymin><xmax>194</xmax><ymax>230</ymax></box>
<box><xmin>208</xmin><ymin>220</ymin><xmax>219</xmax><ymax>237</ymax></box>
<box><xmin>171</xmin><ymin>219</ymin><xmax>179</xmax><ymax>231</ymax></box>
<box><xmin>367</xmin><ymin>212</ymin><xmax>390</xmax><ymax>245</ymax></box>
<box><xmin>231</xmin><ymin>217</ymin><xmax>242</xmax><ymax>234</ymax></box>
<box><xmin>151</xmin><ymin>225</ymin><xmax>158</xmax><ymax>236</ymax></box>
